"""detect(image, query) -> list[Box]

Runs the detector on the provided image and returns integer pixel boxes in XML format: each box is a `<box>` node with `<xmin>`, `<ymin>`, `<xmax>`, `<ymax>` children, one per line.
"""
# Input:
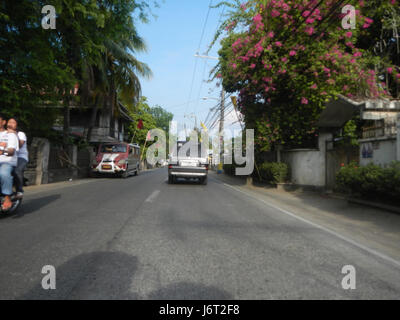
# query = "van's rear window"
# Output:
<box><xmin>100</xmin><ymin>144</ymin><xmax>127</xmax><ymax>153</ymax></box>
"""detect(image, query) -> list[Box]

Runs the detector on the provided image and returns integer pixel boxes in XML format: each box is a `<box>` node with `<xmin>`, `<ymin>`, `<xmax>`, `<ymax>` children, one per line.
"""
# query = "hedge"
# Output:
<box><xmin>336</xmin><ymin>161</ymin><xmax>400</xmax><ymax>205</ymax></box>
<box><xmin>257</xmin><ymin>162</ymin><xmax>289</xmax><ymax>184</ymax></box>
<box><xmin>224</xmin><ymin>161</ymin><xmax>289</xmax><ymax>184</ymax></box>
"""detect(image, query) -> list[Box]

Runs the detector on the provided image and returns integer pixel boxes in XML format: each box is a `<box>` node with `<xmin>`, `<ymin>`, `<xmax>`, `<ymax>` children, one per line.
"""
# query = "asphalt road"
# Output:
<box><xmin>0</xmin><ymin>168</ymin><xmax>399</xmax><ymax>299</ymax></box>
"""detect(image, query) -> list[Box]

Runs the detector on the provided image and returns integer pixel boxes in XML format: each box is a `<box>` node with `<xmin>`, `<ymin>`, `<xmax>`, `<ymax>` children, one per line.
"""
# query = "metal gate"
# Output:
<box><xmin>326</xmin><ymin>141</ymin><xmax>359</xmax><ymax>190</ymax></box>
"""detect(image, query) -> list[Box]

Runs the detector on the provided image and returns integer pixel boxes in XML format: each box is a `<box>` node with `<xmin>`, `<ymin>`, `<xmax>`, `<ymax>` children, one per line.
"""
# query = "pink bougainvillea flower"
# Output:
<box><xmin>301</xmin><ymin>97</ymin><xmax>308</xmax><ymax>104</ymax></box>
<box><xmin>282</xmin><ymin>3</ymin><xmax>290</xmax><ymax>11</ymax></box>
<box><xmin>305</xmin><ymin>26</ymin><xmax>314</xmax><ymax>35</ymax></box>
<box><xmin>387</xmin><ymin>67</ymin><xmax>393</xmax><ymax>74</ymax></box>
<box><xmin>306</xmin><ymin>17</ymin><xmax>315</xmax><ymax>24</ymax></box>
<box><xmin>289</xmin><ymin>50</ymin><xmax>297</xmax><ymax>56</ymax></box>
<box><xmin>310</xmin><ymin>83</ymin><xmax>317</xmax><ymax>89</ymax></box>
<box><xmin>282</xmin><ymin>57</ymin><xmax>288</xmax><ymax>62</ymax></box>
<box><xmin>267</xmin><ymin>31</ymin><xmax>275</xmax><ymax>38</ymax></box>
<box><xmin>250</xmin><ymin>63</ymin><xmax>256</xmax><ymax>69</ymax></box>
<box><xmin>275</xmin><ymin>41</ymin><xmax>282</xmax><ymax>47</ymax></box>
<box><xmin>345</xmin><ymin>31</ymin><xmax>352</xmax><ymax>38</ymax></box>
<box><xmin>365</xmin><ymin>18</ymin><xmax>374</xmax><ymax>24</ymax></box>
<box><xmin>253</xmin><ymin>13</ymin><xmax>262</xmax><ymax>24</ymax></box>
<box><xmin>271</xmin><ymin>9</ymin><xmax>280</xmax><ymax>17</ymax></box>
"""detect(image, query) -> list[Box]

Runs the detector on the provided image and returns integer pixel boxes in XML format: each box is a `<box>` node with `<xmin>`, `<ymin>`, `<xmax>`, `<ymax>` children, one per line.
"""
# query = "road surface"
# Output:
<box><xmin>0</xmin><ymin>168</ymin><xmax>399</xmax><ymax>299</ymax></box>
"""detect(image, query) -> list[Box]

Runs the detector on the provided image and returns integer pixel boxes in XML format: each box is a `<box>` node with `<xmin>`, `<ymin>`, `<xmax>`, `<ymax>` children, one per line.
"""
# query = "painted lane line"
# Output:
<box><xmin>223</xmin><ymin>183</ymin><xmax>400</xmax><ymax>269</ymax></box>
<box><xmin>145</xmin><ymin>190</ymin><xmax>160</xmax><ymax>203</ymax></box>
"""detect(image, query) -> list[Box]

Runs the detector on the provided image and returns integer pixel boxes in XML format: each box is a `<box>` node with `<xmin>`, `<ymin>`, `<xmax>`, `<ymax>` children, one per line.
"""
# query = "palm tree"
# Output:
<box><xmin>83</xmin><ymin>35</ymin><xmax>152</xmax><ymax>141</ymax></box>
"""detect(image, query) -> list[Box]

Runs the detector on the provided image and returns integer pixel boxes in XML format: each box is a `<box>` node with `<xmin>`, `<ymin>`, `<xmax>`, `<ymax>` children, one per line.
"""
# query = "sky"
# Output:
<box><xmin>136</xmin><ymin>0</ymin><xmax>242</xmax><ymax>138</ymax></box>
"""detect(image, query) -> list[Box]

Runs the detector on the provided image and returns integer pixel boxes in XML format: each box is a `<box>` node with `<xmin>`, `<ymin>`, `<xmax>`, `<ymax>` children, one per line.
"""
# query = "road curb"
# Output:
<box><xmin>347</xmin><ymin>198</ymin><xmax>400</xmax><ymax>214</ymax></box>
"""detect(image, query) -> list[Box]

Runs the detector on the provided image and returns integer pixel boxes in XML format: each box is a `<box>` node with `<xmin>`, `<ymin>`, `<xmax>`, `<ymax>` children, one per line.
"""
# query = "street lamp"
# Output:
<box><xmin>194</xmin><ymin>53</ymin><xmax>218</xmax><ymax>60</ymax></box>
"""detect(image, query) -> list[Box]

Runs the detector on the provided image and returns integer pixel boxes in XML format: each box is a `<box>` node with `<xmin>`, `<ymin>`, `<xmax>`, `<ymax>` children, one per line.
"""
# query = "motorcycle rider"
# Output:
<box><xmin>7</xmin><ymin>117</ymin><xmax>28</xmax><ymax>199</ymax></box>
<box><xmin>0</xmin><ymin>114</ymin><xmax>19</xmax><ymax>211</ymax></box>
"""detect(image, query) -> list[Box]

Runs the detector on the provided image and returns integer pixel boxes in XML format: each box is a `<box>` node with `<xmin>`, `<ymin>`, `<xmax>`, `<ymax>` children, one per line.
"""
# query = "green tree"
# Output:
<box><xmin>0</xmin><ymin>0</ymin><xmax>156</xmax><ymax>146</ymax></box>
<box><xmin>127</xmin><ymin>96</ymin><xmax>156</xmax><ymax>157</ymax></box>
<box><xmin>149</xmin><ymin>105</ymin><xmax>174</xmax><ymax>132</ymax></box>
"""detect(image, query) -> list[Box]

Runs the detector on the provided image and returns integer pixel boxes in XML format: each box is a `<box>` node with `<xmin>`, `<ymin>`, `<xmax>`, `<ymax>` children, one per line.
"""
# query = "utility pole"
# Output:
<box><xmin>218</xmin><ymin>88</ymin><xmax>225</xmax><ymax>173</ymax></box>
<box><xmin>193</xmin><ymin>53</ymin><xmax>224</xmax><ymax>171</ymax></box>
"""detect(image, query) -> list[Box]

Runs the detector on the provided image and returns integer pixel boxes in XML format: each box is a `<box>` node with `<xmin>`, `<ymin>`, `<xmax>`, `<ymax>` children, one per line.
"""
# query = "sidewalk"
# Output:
<box><xmin>211</xmin><ymin>171</ymin><xmax>400</xmax><ymax>263</ymax></box>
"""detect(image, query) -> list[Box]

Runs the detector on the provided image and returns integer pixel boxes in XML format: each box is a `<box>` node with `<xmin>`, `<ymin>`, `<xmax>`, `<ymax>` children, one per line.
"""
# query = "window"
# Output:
<box><xmin>100</xmin><ymin>144</ymin><xmax>127</xmax><ymax>153</ymax></box>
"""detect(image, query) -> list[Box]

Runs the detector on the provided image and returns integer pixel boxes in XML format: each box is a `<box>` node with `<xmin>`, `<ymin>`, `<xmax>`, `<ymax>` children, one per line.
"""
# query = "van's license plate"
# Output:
<box><xmin>181</xmin><ymin>161</ymin><xmax>197</xmax><ymax>167</ymax></box>
<box><xmin>102</xmin><ymin>165</ymin><xmax>112</xmax><ymax>170</ymax></box>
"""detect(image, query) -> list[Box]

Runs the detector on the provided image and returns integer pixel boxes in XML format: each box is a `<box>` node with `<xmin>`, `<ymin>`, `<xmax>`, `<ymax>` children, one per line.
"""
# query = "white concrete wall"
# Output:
<box><xmin>281</xmin><ymin>133</ymin><xmax>331</xmax><ymax>187</ymax></box>
<box><xmin>359</xmin><ymin>137</ymin><xmax>397</xmax><ymax>167</ymax></box>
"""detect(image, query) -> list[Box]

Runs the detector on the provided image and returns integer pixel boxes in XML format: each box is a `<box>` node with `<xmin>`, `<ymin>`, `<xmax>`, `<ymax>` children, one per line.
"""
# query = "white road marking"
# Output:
<box><xmin>145</xmin><ymin>190</ymin><xmax>160</xmax><ymax>203</ymax></box>
<box><xmin>223</xmin><ymin>183</ymin><xmax>400</xmax><ymax>269</ymax></box>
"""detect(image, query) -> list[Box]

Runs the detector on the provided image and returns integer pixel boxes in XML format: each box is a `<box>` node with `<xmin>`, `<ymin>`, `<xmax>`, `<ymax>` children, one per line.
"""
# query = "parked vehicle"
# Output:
<box><xmin>168</xmin><ymin>140</ymin><xmax>208</xmax><ymax>185</ymax></box>
<box><xmin>92</xmin><ymin>142</ymin><xmax>140</xmax><ymax>178</ymax></box>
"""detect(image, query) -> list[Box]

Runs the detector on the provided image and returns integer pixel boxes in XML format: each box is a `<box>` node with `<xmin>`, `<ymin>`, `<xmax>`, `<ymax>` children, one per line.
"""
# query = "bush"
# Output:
<box><xmin>336</xmin><ymin>161</ymin><xmax>400</xmax><ymax>205</ymax></box>
<box><xmin>257</xmin><ymin>162</ymin><xmax>289</xmax><ymax>184</ymax></box>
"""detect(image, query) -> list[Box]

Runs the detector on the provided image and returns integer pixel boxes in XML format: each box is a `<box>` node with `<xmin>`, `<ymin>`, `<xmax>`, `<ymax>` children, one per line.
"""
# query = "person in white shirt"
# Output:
<box><xmin>0</xmin><ymin>114</ymin><xmax>19</xmax><ymax>211</ymax></box>
<box><xmin>7</xmin><ymin>117</ymin><xmax>28</xmax><ymax>199</ymax></box>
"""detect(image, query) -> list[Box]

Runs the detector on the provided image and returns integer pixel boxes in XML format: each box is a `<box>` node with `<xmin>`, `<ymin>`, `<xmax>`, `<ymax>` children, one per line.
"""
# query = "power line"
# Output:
<box><xmin>183</xmin><ymin>0</ymin><xmax>213</xmax><ymax>127</ymax></box>
<box><xmin>206</xmin><ymin>4</ymin><xmax>226</xmax><ymax>55</ymax></box>
<box><xmin>203</xmin><ymin>95</ymin><xmax>231</xmax><ymax>128</ymax></box>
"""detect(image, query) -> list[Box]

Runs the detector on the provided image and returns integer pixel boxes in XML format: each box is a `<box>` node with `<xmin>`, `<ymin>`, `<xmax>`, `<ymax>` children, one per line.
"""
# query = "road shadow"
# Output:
<box><xmin>166</xmin><ymin>177</ymin><xmax>204</xmax><ymax>186</ymax></box>
<box><xmin>19</xmin><ymin>251</ymin><xmax>139</xmax><ymax>300</ymax></box>
<box><xmin>18</xmin><ymin>250</ymin><xmax>232</xmax><ymax>300</ymax></box>
<box><xmin>10</xmin><ymin>194</ymin><xmax>61</xmax><ymax>219</ymax></box>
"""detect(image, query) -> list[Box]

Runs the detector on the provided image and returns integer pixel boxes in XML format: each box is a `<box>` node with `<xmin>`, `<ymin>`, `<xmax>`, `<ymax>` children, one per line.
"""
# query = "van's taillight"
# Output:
<box><xmin>168</xmin><ymin>164</ymin><xmax>172</xmax><ymax>169</ymax></box>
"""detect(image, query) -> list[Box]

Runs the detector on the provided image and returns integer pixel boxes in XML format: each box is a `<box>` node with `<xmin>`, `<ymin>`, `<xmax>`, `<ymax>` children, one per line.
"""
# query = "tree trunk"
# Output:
<box><xmin>86</xmin><ymin>95</ymin><xmax>100</xmax><ymax>142</ymax></box>
<box><xmin>63</xmin><ymin>96</ymin><xmax>71</xmax><ymax>148</ymax></box>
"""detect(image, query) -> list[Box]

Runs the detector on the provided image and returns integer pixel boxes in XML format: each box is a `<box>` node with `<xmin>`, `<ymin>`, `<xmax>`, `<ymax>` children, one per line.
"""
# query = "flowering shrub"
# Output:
<box><xmin>216</xmin><ymin>0</ymin><xmax>398</xmax><ymax>150</ymax></box>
